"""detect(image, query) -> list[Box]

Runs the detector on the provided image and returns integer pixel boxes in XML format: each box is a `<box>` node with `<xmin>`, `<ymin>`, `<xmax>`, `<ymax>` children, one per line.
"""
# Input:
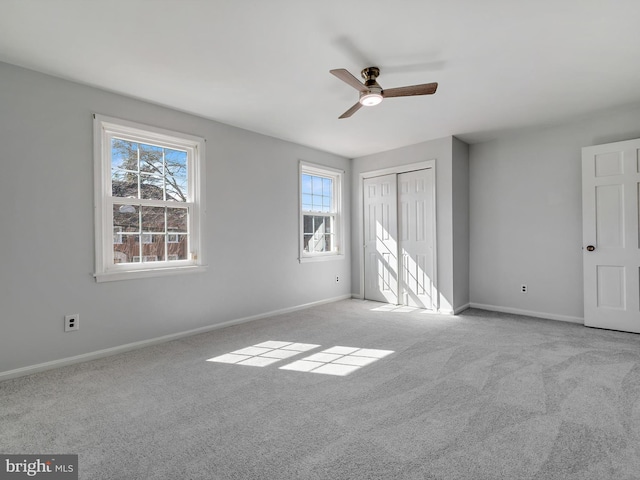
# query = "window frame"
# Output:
<box><xmin>299</xmin><ymin>161</ymin><xmax>344</xmax><ymax>263</ymax></box>
<box><xmin>93</xmin><ymin>114</ymin><xmax>206</xmax><ymax>282</ymax></box>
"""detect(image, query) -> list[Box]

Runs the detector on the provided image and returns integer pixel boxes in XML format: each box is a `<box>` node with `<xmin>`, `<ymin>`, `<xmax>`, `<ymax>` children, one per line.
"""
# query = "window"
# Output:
<box><xmin>299</xmin><ymin>162</ymin><xmax>343</xmax><ymax>261</ymax></box>
<box><xmin>94</xmin><ymin>114</ymin><xmax>206</xmax><ymax>282</ymax></box>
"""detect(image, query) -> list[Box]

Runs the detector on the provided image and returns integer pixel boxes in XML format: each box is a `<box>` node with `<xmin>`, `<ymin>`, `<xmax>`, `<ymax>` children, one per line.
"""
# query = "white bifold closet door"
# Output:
<box><xmin>398</xmin><ymin>169</ymin><xmax>435</xmax><ymax>309</ymax></box>
<box><xmin>364</xmin><ymin>169</ymin><xmax>435</xmax><ymax>309</ymax></box>
<box><xmin>364</xmin><ymin>174</ymin><xmax>399</xmax><ymax>304</ymax></box>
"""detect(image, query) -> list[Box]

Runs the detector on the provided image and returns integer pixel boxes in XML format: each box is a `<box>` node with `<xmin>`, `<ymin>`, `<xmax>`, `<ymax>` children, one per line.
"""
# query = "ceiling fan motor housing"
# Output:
<box><xmin>361</xmin><ymin>66</ymin><xmax>380</xmax><ymax>82</ymax></box>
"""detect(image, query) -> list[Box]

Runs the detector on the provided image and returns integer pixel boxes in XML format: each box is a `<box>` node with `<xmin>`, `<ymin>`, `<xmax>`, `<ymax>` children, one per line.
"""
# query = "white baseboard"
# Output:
<box><xmin>469</xmin><ymin>302</ymin><xmax>584</xmax><ymax>324</ymax></box>
<box><xmin>0</xmin><ymin>294</ymin><xmax>352</xmax><ymax>382</ymax></box>
<box><xmin>453</xmin><ymin>303</ymin><xmax>471</xmax><ymax>315</ymax></box>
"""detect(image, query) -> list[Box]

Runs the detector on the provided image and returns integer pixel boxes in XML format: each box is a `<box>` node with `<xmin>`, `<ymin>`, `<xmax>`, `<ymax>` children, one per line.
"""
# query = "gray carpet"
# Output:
<box><xmin>2</xmin><ymin>300</ymin><xmax>640</xmax><ymax>479</ymax></box>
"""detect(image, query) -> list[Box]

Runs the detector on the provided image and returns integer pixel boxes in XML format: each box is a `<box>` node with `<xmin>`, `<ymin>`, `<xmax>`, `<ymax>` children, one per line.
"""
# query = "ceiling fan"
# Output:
<box><xmin>330</xmin><ymin>66</ymin><xmax>438</xmax><ymax>119</ymax></box>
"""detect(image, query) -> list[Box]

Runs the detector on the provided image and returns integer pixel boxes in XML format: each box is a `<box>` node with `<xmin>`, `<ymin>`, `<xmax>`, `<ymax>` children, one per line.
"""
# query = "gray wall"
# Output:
<box><xmin>469</xmin><ymin>103</ymin><xmax>640</xmax><ymax>321</ymax></box>
<box><xmin>0</xmin><ymin>63</ymin><xmax>351</xmax><ymax>374</ymax></box>
<box><xmin>452</xmin><ymin>137</ymin><xmax>470</xmax><ymax>309</ymax></box>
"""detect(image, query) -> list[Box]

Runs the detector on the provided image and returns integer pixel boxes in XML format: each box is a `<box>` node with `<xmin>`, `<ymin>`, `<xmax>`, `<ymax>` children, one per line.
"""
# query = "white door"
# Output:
<box><xmin>398</xmin><ymin>169</ymin><xmax>436</xmax><ymax>309</ymax></box>
<box><xmin>363</xmin><ymin>174</ymin><xmax>399</xmax><ymax>303</ymax></box>
<box><xmin>582</xmin><ymin>139</ymin><xmax>640</xmax><ymax>332</ymax></box>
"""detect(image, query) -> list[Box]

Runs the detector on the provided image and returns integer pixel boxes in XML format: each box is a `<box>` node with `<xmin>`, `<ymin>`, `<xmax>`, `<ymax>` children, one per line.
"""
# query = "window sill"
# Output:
<box><xmin>299</xmin><ymin>254</ymin><xmax>344</xmax><ymax>264</ymax></box>
<box><xmin>94</xmin><ymin>265</ymin><xmax>207</xmax><ymax>283</ymax></box>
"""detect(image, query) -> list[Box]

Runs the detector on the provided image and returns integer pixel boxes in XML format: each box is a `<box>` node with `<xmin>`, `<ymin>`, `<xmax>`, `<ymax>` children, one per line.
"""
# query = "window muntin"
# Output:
<box><xmin>300</xmin><ymin>163</ymin><xmax>342</xmax><ymax>260</ymax></box>
<box><xmin>94</xmin><ymin>115</ymin><xmax>205</xmax><ymax>281</ymax></box>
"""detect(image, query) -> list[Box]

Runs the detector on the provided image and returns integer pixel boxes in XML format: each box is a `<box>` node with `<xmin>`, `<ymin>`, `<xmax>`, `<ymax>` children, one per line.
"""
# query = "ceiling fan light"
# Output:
<box><xmin>359</xmin><ymin>92</ymin><xmax>383</xmax><ymax>107</ymax></box>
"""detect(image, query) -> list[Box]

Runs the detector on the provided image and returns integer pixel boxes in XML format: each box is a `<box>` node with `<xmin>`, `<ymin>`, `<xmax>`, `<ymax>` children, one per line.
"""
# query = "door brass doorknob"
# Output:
<box><xmin>586</xmin><ymin>245</ymin><xmax>595</xmax><ymax>252</ymax></box>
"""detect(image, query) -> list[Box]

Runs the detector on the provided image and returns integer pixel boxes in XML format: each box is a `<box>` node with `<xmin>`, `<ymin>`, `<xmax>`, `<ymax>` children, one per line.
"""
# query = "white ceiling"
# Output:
<box><xmin>2</xmin><ymin>0</ymin><xmax>640</xmax><ymax>158</ymax></box>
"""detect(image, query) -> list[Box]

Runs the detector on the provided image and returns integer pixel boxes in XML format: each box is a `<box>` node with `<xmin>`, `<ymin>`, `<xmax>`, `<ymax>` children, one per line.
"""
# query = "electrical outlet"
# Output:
<box><xmin>520</xmin><ymin>284</ymin><xmax>528</xmax><ymax>294</ymax></box>
<box><xmin>65</xmin><ymin>314</ymin><xmax>79</xmax><ymax>332</ymax></box>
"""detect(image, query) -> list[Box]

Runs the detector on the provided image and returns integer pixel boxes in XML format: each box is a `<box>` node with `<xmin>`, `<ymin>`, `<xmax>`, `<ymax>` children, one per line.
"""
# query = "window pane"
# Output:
<box><xmin>112</xmin><ymin>172</ymin><xmax>138</xmax><ymax>198</ymax></box>
<box><xmin>142</xmin><ymin>235</ymin><xmax>164</xmax><ymax>261</ymax></box>
<box><xmin>165</xmin><ymin>148</ymin><xmax>188</xmax><ymax>202</ymax></box>
<box><xmin>113</xmin><ymin>250</ymin><xmax>127</xmax><ymax>264</ymax></box>
<box><xmin>303</xmin><ymin>215</ymin><xmax>313</xmax><ymax>234</ymax></box>
<box><xmin>141</xmin><ymin>206</ymin><xmax>165</xmax><ymax>232</ymax></box>
<box><xmin>324</xmin><ymin>234</ymin><xmax>333</xmax><ymax>251</ymax></box>
<box><xmin>323</xmin><ymin>178</ymin><xmax>332</xmax><ymax>197</ymax></box>
<box><xmin>139</xmin><ymin>144</ymin><xmax>163</xmax><ymax>175</ymax></box>
<box><xmin>113</xmin><ymin>204</ymin><xmax>139</xmax><ymax>232</ymax></box>
<box><xmin>301</xmin><ymin>174</ymin><xmax>312</xmax><ymax>195</ymax></box>
<box><xmin>313</xmin><ymin>216</ymin><xmax>326</xmax><ymax>234</ymax></box>
<box><xmin>112</xmin><ymin>139</ymin><xmax>138</xmax><ymax>173</ymax></box>
<box><xmin>113</xmin><ymin>226</ymin><xmax>123</xmax><ymax>245</ymax></box>
<box><xmin>167</xmin><ymin>234</ymin><xmax>188</xmax><ymax>260</ymax></box>
<box><xmin>312</xmin><ymin>176</ymin><xmax>323</xmax><ymax>194</ymax></box>
<box><xmin>111</xmin><ymin>138</ymin><xmax>138</xmax><ymax>198</ymax></box>
<box><xmin>302</xmin><ymin>194</ymin><xmax>312</xmax><ymax>207</ymax></box>
<box><xmin>167</xmin><ymin>207</ymin><xmax>188</xmax><ymax>233</ymax></box>
<box><xmin>311</xmin><ymin>233</ymin><xmax>326</xmax><ymax>252</ymax></box>
<box><xmin>303</xmin><ymin>234</ymin><xmax>313</xmax><ymax>252</ymax></box>
<box><xmin>140</xmin><ymin>174</ymin><xmax>164</xmax><ymax>200</ymax></box>
<box><xmin>114</xmin><ymin>234</ymin><xmax>140</xmax><ymax>264</ymax></box>
<box><xmin>324</xmin><ymin>216</ymin><xmax>333</xmax><ymax>234</ymax></box>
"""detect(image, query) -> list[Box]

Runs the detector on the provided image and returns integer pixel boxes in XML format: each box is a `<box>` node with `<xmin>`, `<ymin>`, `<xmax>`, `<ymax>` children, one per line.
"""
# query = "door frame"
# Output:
<box><xmin>358</xmin><ymin>160</ymin><xmax>438</xmax><ymax>309</ymax></box>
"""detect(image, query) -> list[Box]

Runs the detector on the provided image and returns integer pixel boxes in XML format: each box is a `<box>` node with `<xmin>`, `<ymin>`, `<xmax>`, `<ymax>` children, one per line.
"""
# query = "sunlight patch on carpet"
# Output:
<box><xmin>207</xmin><ymin>341</ymin><xmax>320</xmax><ymax>367</ymax></box>
<box><xmin>279</xmin><ymin>346</ymin><xmax>394</xmax><ymax>376</ymax></box>
<box><xmin>207</xmin><ymin>342</ymin><xmax>394</xmax><ymax>376</ymax></box>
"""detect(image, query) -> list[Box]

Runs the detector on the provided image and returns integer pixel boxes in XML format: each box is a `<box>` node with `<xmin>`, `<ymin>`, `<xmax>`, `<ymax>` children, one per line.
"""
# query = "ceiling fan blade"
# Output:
<box><xmin>339</xmin><ymin>102</ymin><xmax>363</xmax><ymax>119</ymax></box>
<box><xmin>383</xmin><ymin>82</ymin><xmax>438</xmax><ymax>98</ymax></box>
<box><xmin>330</xmin><ymin>69</ymin><xmax>368</xmax><ymax>92</ymax></box>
